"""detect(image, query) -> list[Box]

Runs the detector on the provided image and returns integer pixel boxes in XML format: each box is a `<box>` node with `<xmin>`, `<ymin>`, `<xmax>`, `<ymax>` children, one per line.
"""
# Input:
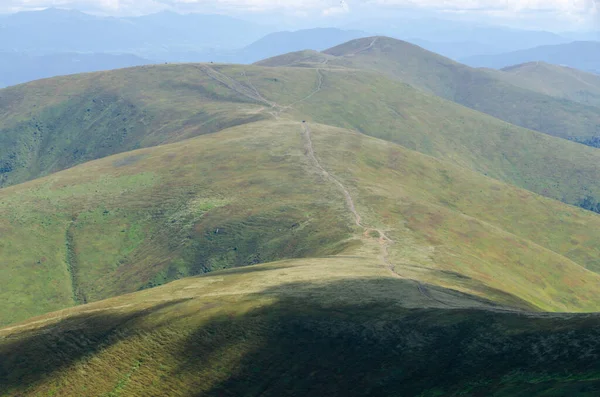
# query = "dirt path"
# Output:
<box><xmin>199</xmin><ymin>65</ymin><xmax>513</xmax><ymax>310</ymax></box>
<box><xmin>198</xmin><ymin>65</ymin><xmax>278</xmax><ymax>109</ymax></box>
<box><xmin>302</xmin><ymin>123</ymin><xmax>363</xmax><ymax>227</ymax></box>
<box><xmin>65</xmin><ymin>219</ymin><xmax>86</xmax><ymax>305</ymax></box>
<box><xmin>352</xmin><ymin>37</ymin><xmax>379</xmax><ymax>56</ymax></box>
<box><xmin>285</xmin><ymin>69</ymin><xmax>324</xmax><ymax>109</ymax></box>
<box><xmin>301</xmin><ymin>122</ymin><xmax>468</xmax><ymax>308</ymax></box>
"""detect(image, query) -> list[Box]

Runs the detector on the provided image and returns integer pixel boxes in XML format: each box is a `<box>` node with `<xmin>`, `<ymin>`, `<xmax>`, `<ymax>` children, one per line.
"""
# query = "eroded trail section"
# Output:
<box><xmin>352</xmin><ymin>37</ymin><xmax>379</xmax><ymax>56</ymax></box>
<box><xmin>287</xmin><ymin>69</ymin><xmax>324</xmax><ymax>108</ymax></box>
<box><xmin>198</xmin><ymin>65</ymin><xmax>278</xmax><ymax>109</ymax></box>
<box><xmin>301</xmin><ymin>123</ymin><xmax>460</xmax><ymax>308</ymax></box>
<box><xmin>65</xmin><ymin>219</ymin><xmax>87</xmax><ymax>305</ymax></box>
<box><xmin>302</xmin><ymin>123</ymin><xmax>362</xmax><ymax>227</ymax></box>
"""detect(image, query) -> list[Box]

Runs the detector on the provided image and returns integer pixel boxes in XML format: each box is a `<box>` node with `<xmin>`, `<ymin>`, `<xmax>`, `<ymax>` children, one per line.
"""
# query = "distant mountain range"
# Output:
<box><xmin>342</xmin><ymin>17</ymin><xmax>571</xmax><ymax>59</ymax></box>
<box><xmin>0</xmin><ymin>52</ymin><xmax>154</xmax><ymax>88</ymax></box>
<box><xmin>0</xmin><ymin>8</ymin><xmax>598</xmax><ymax>88</ymax></box>
<box><xmin>0</xmin><ymin>8</ymin><xmax>270</xmax><ymax>56</ymax></box>
<box><xmin>462</xmin><ymin>41</ymin><xmax>600</xmax><ymax>73</ymax></box>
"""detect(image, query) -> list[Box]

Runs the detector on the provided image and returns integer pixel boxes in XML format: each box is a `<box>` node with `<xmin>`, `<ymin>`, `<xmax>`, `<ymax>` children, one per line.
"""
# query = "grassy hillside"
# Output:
<box><xmin>262</xmin><ymin>36</ymin><xmax>600</xmax><ymax>140</ymax></box>
<box><xmin>5</xmin><ymin>119</ymin><xmax>600</xmax><ymax>327</ymax></box>
<box><xmin>3</xmin><ymin>208</ymin><xmax>600</xmax><ymax>396</ymax></box>
<box><xmin>0</xmin><ymin>63</ymin><xmax>281</xmax><ymax>187</ymax></box>
<box><xmin>232</xmin><ymin>65</ymin><xmax>600</xmax><ymax>208</ymax></box>
<box><xmin>5</xmin><ymin>62</ymin><xmax>600</xmax><ymax>211</ymax></box>
<box><xmin>490</xmin><ymin>62</ymin><xmax>600</xmax><ymax>108</ymax></box>
<box><xmin>5</xmin><ymin>58</ymin><xmax>600</xmax><ymax>395</ymax></box>
<box><xmin>0</xmin><ymin>120</ymin><xmax>353</xmax><ymax>325</ymax></box>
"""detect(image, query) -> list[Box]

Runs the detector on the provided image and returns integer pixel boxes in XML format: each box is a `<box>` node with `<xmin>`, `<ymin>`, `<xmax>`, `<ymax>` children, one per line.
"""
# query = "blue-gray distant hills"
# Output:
<box><xmin>462</xmin><ymin>41</ymin><xmax>600</xmax><ymax>73</ymax></box>
<box><xmin>0</xmin><ymin>52</ymin><xmax>154</xmax><ymax>88</ymax></box>
<box><xmin>0</xmin><ymin>8</ymin><xmax>270</xmax><ymax>55</ymax></box>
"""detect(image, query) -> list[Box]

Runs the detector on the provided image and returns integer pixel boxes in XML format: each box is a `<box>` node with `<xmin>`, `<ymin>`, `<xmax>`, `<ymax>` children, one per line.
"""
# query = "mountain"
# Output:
<box><xmin>4</xmin><ymin>63</ymin><xmax>600</xmax><ymax>209</ymax></box>
<box><xmin>463</xmin><ymin>41</ymin><xmax>600</xmax><ymax>74</ymax></box>
<box><xmin>0</xmin><ymin>8</ymin><xmax>271</xmax><ymax>57</ymax></box>
<box><xmin>487</xmin><ymin>62</ymin><xmax>600</xmax><ymax>108</ymax></box>
<box><xmin>344</xmin><ymin>18</ymin><xmax>568</xmax><ymax>50</ymax></box>
<box><xmin>4</xmin><ymin>99</ymin><xmax>600</xmax><ymax>396</ymax></box>
<box><xmin>0</xmin><ymin>52</ymin><xmax>154</xmax><ymax>88</ymax></box>
<box><xmin>232</xmin><ymin>28</ymin><xmax>369</xmax><ymax>64</ymax></box>
<box><xmin>149</xmin><ymin>28</ymin><xmax>372</xmax><ymax>65</ymax></box>
<box><xmin>261</xmin><ymin>36</ymin><xmax>600</xmax><ymax>141</ymax></box>
<box><xmin>406</xmin><ymin>38</ymin><xmax>509</xmax><ymax>60</ymax></box>
<box><xmin>4</xmin><ymin>62</ymin><xmax>600</xmax><ymax>326</ymax></box>
<box><xmin>4</xmin><ymin>42</ymin><xmax>600</xmax><ymax>395</ymax></box>
<box><xmin>341</xmin><ymin>18</ymin><xmax>572</xmax><ymax>61</ymax></box>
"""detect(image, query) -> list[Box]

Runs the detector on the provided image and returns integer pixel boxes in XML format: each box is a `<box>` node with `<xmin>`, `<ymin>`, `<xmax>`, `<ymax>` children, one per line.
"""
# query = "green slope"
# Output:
<box><xmin>231</xmin><ymin>65</ymin><xmax>600</xmax><ymax>208</ymax></box>
<box><xmin>3</xmin><ymin>200</ymin><xmax>600</xmax><ymax>396</ymax></box>
<box><xmin>4</xmin><ymin>120</ymin><xmax>600</xmax><ymax>326</ymax></box>
<box><xmin>4</xmin><ymin>63</ymin><xmax>600</xmax><ymax>211</ymax></box>
<box><xmin>4</xmin><ymin>60</ymin><xmax>600</xmax><ymax>395</ymax></box>
<box><xmin>0</xmin><ymin>64</ymin><xmax>272</xmax><ymax>187</ymax></box>
<box><xmin>489</xmin><ymin>62</ymin><xmax>600</xmax><ymax>108</ymax></box>
<box><xmin>0</xmin><ymin>120</ymin><xmax>352</xmax><ymax>325</ymax></box>
<box><xmin>261</xmin><ymin>36</ymin><xmax>600</xmax><ymax>140</ymax></box>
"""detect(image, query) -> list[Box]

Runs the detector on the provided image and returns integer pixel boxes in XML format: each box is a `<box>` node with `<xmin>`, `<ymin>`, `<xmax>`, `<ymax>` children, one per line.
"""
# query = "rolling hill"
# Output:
<box><xmin>260</xmin><ymin>36</ymin><xmax>600</xmax><ymax>141</ymax></box>
<box><xmin>231</xmin><ymin>28</ymin><xmax>369</xmax><ymax>64</ymax></box>
<box><xmin>3</xmin><ymin>63</ymin><xmax>600</xmax><ymax>212</ymax></box>
<box><xmin>4</xmin><ymin>44</ymin><xmax>600</xmax><ymax>395</ymax></box>
<box><xmin>487</xmin><ymin>62</ymin><xmax>600</xmax><ymax>108</ymax></box>
<box><xmin>4</xmin><ymin>63</ymin><xmax>600</xmax><ymax>324</ymax></box>
<box><xmin>4</xmin><ymin>119</ymin><xmax>600</xmax><ymax>395</ymax></box>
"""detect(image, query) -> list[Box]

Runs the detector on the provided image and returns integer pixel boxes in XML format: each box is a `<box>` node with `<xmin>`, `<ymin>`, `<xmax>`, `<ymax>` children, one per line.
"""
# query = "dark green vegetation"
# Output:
<box><xmin>4</xmin><ymin>37</ymin><xmax>600</xmax><ymax>396</ymax></box>
<box><xmin>261</xmin><ymin>36</ymin><xmax>600</xmax><ymax>140</ymax></box>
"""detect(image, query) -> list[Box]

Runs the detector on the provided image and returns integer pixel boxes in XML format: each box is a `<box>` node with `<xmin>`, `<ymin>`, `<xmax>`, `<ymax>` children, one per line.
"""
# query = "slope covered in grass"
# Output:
<box><xmin>0</xmin><ymin>120</ymin><xmax>353</xmax><ymax>325</ymax></box>
<box><xmin>490</xmin><ymin>62</ymin><xmax>600</xmax><ymax>108</ymax></box>
<box><xmin>4</xmin><ymin>119</ymin><xmax>600</xmax><ymax>326</ymax></box>
<box><xmin>232</xmin><ymin>65</ymin><xmax>600</xmax><ymax>208</ymax></box>
<box><xmin>4</xmin><ymin>58</ymin><xmax>600</xmax><ymax>395</ymax></box>
<box><xmin>3</xmin><ymin>236</ymin><xmax>600</xmax><ymax>396</ymax></box>
<box><xmin>0</xmin><ymin>63</ymin><xmax>278</xmax><ymax>187</ymax></box>
<box><xmin>264</xmin><ymin>36</ymin><xmax>600</xmax><ymax>140</ymax></box>
<box><xmin>4</xmin><ymin>62</ymin><xmax>600</xmax><ymax>210</ymax></box>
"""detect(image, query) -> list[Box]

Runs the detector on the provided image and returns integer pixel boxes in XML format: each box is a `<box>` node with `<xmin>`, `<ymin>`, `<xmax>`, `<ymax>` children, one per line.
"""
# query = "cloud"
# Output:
<box><xmin>0</xmin><ymin>0</ymin><xmax>597</xmax><ymax>25</ymax></box>
<box><xmin>323</xmin><ymin>0</ymin><xmax>350</xmax><ymax>16</ymax></box>
<box><xmin>371</xmin><ymin>0</ymin><xmax>598</xmax><ymax>17</ymax></box>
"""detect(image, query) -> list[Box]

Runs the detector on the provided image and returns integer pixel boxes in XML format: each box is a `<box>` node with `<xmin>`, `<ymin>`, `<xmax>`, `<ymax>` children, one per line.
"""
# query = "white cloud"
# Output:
<box><xmin>371</xmin><ymin>0</ymin><xmax>598</xmax><ymax>17</ymax></box>
<box><xmin>321</xmin><ymin>0</ymin><xmax>348</xmax><ymax>15</ymax></box>
<box><xmin>0</xmin><ymin>0</ymin><xmax>597</xmax><ymax>24</ymax></box>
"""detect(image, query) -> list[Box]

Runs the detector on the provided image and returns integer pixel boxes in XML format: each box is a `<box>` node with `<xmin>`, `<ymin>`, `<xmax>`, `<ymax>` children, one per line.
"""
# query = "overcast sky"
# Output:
<box><xmin>0</xmin><ymin>0</ymin><xmax>598</xmax><ymax>31</ymax></box>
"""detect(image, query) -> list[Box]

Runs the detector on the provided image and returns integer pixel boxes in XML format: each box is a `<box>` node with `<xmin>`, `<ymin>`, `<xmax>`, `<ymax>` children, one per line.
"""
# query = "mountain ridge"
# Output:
<box><xmin>262</xmin><ymin>36</ymin><xmax>600</xmax><ymax>141</ymax></box>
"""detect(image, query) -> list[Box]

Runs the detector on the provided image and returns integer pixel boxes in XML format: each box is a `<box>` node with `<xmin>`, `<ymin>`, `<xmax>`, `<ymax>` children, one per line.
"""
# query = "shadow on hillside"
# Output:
<box><xmin>184</xmin><ymin>301</ymin><xmax>600</xmax><ymax>396</ymax></box>
<box><xmin>198</xmin><ymin>263</ymin><xmax>297</xmax><ymax>278</ymax></box>
<box><xmin>0</xmin><ymin>299</ymin><xmax>191</xmax><ymax>392</ymax></box>
<box><xmin>3</xmin><ymin>278</ymin><xmax>600</xmax><ymax>396</ymax></box>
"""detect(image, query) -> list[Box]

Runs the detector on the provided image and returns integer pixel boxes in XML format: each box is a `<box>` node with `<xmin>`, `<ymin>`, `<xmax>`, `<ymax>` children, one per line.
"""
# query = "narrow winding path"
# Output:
<box><xmin>200</xmin><ymin>61</ymin><xmax>455</xmax><ymax>308</ymax></box>
<box><xmin>301</xmin><ymin>122</ymin><xmax>460</xmax><ymax>308</ymax></box>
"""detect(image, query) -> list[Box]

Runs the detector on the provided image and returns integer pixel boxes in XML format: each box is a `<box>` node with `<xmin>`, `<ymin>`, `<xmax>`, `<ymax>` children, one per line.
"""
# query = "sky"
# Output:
<box><xmin>0</xmin><ymin>0</ymin><xmax>598</xmax><ymax>31</ymax></box>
